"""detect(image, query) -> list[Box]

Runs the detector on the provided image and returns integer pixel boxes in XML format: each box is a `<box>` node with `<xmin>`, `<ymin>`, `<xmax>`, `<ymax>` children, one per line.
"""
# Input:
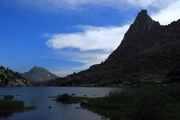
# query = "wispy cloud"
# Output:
<box><xmin>152</xmin><ymin>0</ymin><xmax>180</xmax><ymax>25</ymax></box>
<box><xmin>68</xmin><ymin>51</ymin><xmax>110</xmax><ymax>66</ymax></box>
<box><xmin>52</xmin><ymin>70</ymin><xmax>73</xmax><ymax>77</ymax></box>
<box><xmin>46</xmin><ymin>25</ymin><xmax>129</xmax><ymax>52</ymax></box>
<box><xmin>1</xmin><ymin>0</ymin><xmax>177</xmax><ymax>12</ymax></box>
<box><xmin>51</xmin><ymin>51</ymin><xmax>110</xmax><ymax>76</ymax></box>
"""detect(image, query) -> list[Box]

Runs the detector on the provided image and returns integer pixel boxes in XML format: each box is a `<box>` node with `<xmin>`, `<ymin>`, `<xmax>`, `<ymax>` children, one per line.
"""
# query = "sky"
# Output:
<box><xmin>0</xmin><ymin>0</ymin><xmax>180</xmax><ymax>76</ymax></box>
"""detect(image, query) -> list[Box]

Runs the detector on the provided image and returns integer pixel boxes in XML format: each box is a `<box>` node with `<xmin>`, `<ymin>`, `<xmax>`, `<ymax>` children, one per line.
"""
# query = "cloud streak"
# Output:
<box><xmin>1</xmin><ymin>0</ymin><xmax>177</xmax><ymax>11</ymax></box>
<box><xmin>152</xmin><ymin>0</ymin><xmax>180</xmax><ymax>25</ymax></box>
<box><xmin>51</xmin><ymin>51</ymin><xmax>110</xmax><ymax>76</ymax></box>
<box><xmin>46</xmin><ymin>25</ymin><xmax>129</xmax><ymax>52</ymax></box>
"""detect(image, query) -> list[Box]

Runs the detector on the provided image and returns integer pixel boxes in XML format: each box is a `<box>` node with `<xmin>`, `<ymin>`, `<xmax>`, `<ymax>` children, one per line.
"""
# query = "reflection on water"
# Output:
<box><xmin>0</xmin><ymin>87</ymin><xmax>120</xmax><ymax>120</ymax></box>
<box><xmin>0</xmin><ymin>111</ymin><xmax>15</xmax><ymax>119</ymax></box>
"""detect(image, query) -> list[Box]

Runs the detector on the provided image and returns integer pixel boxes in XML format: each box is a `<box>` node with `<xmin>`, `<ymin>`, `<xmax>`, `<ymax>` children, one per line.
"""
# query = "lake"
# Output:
<box><xmin>0</xmin><ymin>87</ymin><xmax>120</xmax><ymax>120</ymax></box>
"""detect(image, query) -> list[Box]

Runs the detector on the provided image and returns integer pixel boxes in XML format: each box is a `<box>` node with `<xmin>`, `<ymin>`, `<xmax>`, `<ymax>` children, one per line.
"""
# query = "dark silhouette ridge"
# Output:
<box><xmin>48</xmin><ymin>10</ymin><xmax>180</xmax><ymax>87</ymax></box>
<box><xmin>107</xmin><ymin>10</ymin><xmax>160</xmax><ymax>59</ymax></box>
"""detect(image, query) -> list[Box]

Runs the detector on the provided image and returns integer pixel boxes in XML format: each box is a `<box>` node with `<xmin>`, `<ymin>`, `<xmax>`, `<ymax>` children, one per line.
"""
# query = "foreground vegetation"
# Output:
<box><xmin>56</xmin><ymin>84</ymin><xmax>180</xmax><ymax>120</ymax></box>
<box><xmin>0</xmin><ymin>99</ymin><xmax>36</xmax><ymax>117</ymax></box>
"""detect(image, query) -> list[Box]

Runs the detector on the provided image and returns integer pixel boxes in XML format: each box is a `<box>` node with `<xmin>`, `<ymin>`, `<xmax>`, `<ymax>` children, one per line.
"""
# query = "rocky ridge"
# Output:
<box><xmin>0</xmin><ymin>66</ymin><xmax>29</xmax><ymax>87</ymax></box>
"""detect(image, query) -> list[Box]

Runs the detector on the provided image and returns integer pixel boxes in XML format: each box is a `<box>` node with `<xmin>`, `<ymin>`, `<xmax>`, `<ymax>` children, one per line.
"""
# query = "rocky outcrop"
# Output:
<box><xmin>48</xmin><ymin>10</ymin><xmax>180</xmax><ymax>87</ymax></box>
<box><xmin>22</xmin><ymin>66</ymin><xmax>58</xmax><ymax>83</ymax></box>
<box><xmin>0</xmin><ymin>66</ymin><xmax>29</xmax><ymax>87</ymax></box>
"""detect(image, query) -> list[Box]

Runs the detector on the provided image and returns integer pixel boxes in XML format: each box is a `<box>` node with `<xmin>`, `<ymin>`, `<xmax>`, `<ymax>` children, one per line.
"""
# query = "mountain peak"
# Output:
<box><xmin>138</xmin><ymin>9</ymin><xmax>148</xmax><ymax>17</ymax></box>
<box><xmin>132</xmin><ymin>9</ymin><xmax>158</xmax><ymax>29</ymax></box>
<box><xmin>32</xmin><ymin>66</ymin><xmax>42</xmax><ymax>69</ymax></box>
<box><xmin>23</xmin><ymin>66</ymin><xmax>59</xmax><ymax>83</ymax></box>
<box><xmin>106</xmin><ymin>10</ymin><xmax>161</xmax><ymax>58</ymax></box>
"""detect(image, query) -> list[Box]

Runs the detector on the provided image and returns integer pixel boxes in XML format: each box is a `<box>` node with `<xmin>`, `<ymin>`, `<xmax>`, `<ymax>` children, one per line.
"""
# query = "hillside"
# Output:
<box><xmin>0</xmin><ymin>66</ymin><xmax>29</xmax><ymax>87</ymax></box>
<box><xmin>22</xmin><ymin>66</ymin><xmax>59</xmax><ymax>83</ymax></box>
<box><xmin>48</xmin><ymin>10</ymin><xmax>180</xmax><ymax>87</ymax></box>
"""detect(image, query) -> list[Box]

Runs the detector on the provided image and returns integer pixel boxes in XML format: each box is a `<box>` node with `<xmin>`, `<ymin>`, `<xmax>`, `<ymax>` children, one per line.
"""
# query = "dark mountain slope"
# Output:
<box><xmin>108</xmin><ymin>10</ymin><xmax>161</xmax><ymax>58</ymax></box>
<box><xmin>22</xmin><ymin>66</ymin><xmax>59</xmax><ymax>83</ymax></box>
<box><xmin>0</xmin><ymin>66</ymin><xmax>29</xmax><ymax>87</ymax></box>
<box><xmin>48</xmin><ymin>10</ymin><xmax>180</xmax><ymax>87</ymax></box>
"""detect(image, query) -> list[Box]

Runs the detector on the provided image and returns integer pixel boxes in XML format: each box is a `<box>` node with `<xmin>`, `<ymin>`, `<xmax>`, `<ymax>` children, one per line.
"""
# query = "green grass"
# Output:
<box><xmin>0</xmin><ymin>99</ymin><xmax>36</xmax><ymax>117</ymax></box>
<box><xmin>56</xmin><ymin>84</ymin><xmax>180</xmax><ymax>120</ymax></box>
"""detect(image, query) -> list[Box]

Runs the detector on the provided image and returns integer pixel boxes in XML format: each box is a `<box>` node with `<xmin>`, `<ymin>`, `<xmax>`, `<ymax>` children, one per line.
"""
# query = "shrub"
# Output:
<box><xmin>56</xmin><ymin>94</ymin><xmax>72</xmax><ymax>102</ymax></box>
<box><xmin>0</xmin><ymin>100</ymin><xmax>24</xmax><ymax>111</ymax></box>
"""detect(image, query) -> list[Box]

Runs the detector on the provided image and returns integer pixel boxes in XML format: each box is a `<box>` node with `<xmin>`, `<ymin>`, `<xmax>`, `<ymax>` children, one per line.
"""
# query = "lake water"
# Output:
<box><xmin>0</xmin><ymin>87</ymin><xmax>120</xmax><ymax>120</ymax></box>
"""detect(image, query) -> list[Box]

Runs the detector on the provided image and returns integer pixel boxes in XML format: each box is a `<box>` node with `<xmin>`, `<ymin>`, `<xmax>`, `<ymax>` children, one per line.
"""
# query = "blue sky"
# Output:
<box><xmin>0</xmin><ymin>0</ymin><xmax>180</xmax><ymax>76</ymax></box>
